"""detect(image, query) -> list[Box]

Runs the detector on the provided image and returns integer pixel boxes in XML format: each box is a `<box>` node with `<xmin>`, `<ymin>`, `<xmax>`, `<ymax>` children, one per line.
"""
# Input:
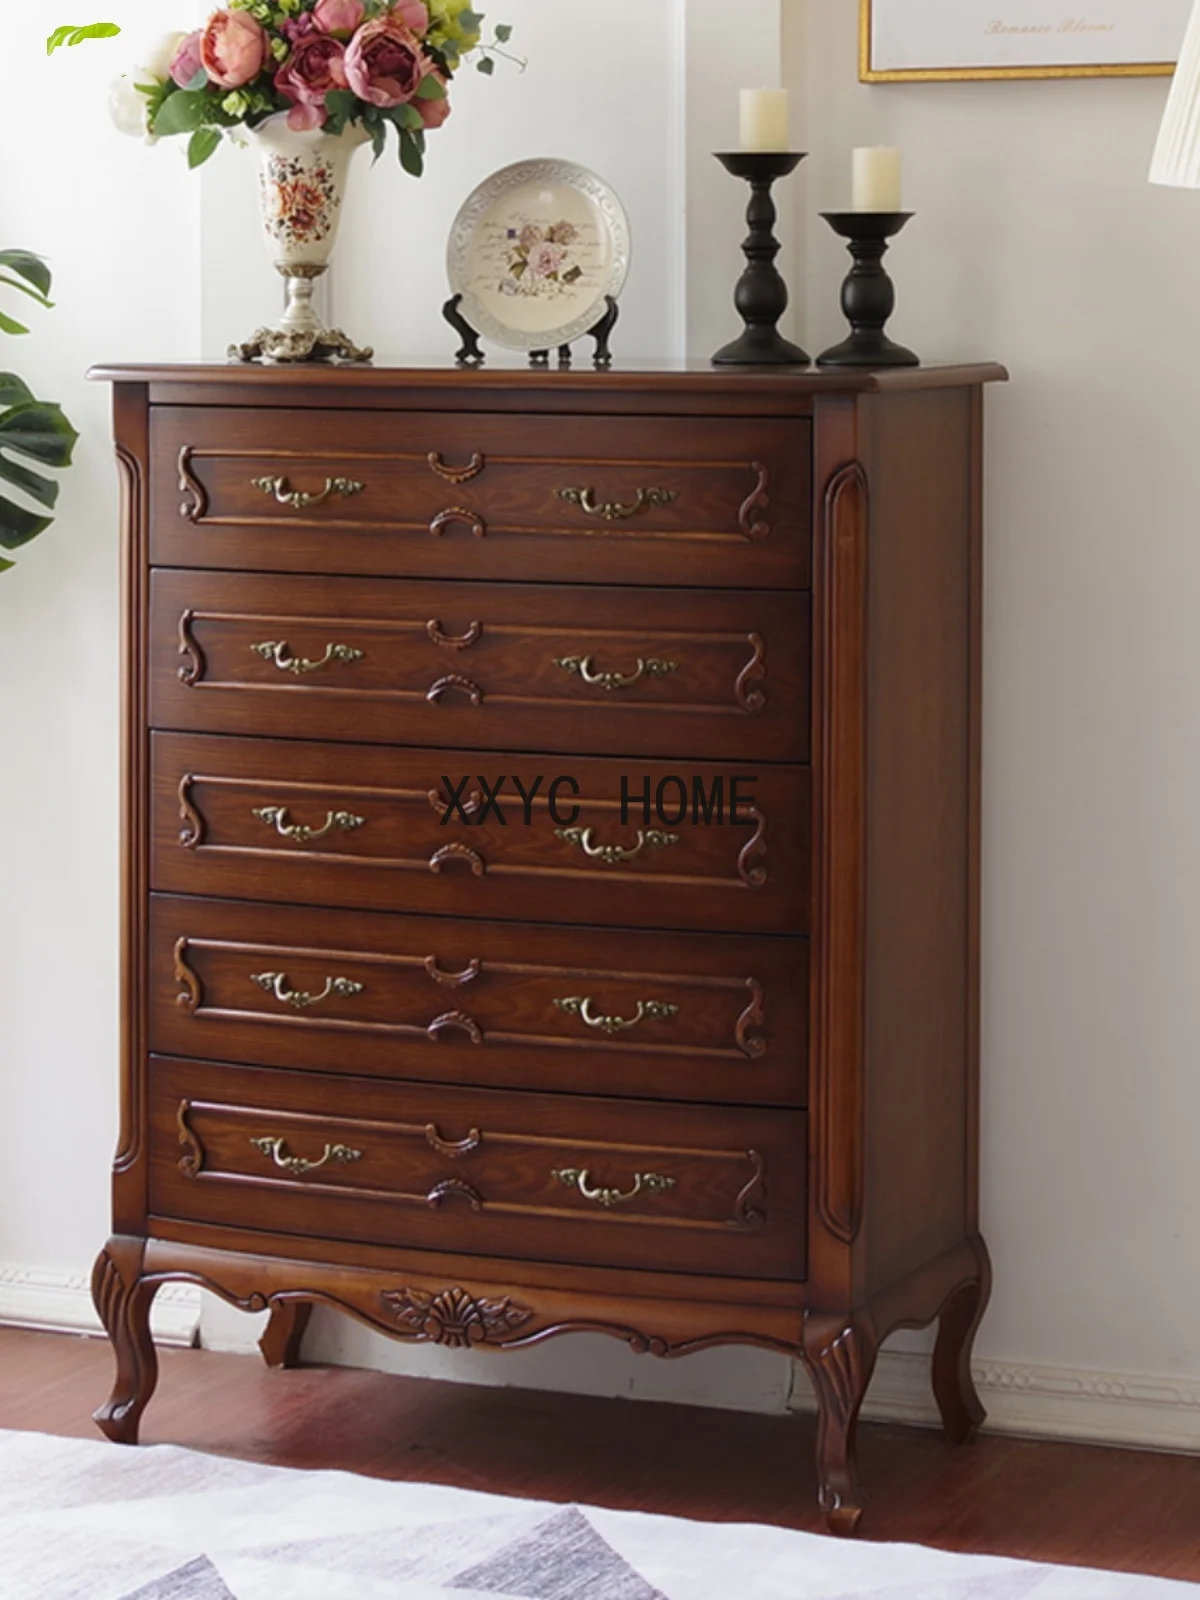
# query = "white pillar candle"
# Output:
<box><xmin>740</xmin><ymin>89</ymin><xmax>790</xmax><ymax>153</ymax></box>
<box><xmin>852</xmin><ymin>147</ymin><xmax>902</xmax><ymax>211</ymax></box>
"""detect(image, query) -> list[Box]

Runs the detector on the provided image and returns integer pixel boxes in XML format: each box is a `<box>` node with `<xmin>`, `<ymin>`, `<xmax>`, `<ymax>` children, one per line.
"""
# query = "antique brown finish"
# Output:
<box><xmin>149</xmin><ymin>896</ymin><xmax>806</xmax><ymax>1106</ymax></box>
<box><xmin>150</xmin><ymin>570</ymin><xmax>810</xmax><ymax>760</ymax></box>
<box><xmin>95</xmin><ymin>359</ymin><xmax>1006</xmax><ymax>1534</ymax></box>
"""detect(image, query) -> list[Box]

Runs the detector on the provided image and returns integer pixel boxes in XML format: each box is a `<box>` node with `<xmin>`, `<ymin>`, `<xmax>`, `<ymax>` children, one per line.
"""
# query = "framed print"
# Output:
<box><xmin>860</xmin><ymin>0</ymin><xmax>1192</xmax><ymax>82</ymax></box>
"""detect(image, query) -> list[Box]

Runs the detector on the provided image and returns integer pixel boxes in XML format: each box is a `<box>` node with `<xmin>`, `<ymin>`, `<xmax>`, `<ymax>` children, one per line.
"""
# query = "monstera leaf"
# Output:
<box><xmin>0</xmin><ymin>374</ymin><xmax>79</xmax><ymax>573</ymax></box>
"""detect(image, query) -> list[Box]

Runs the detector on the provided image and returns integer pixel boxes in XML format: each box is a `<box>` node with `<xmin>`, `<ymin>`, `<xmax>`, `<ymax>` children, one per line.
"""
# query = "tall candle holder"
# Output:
<box><xmin>712</xmin><ymin>151</ymin><xmax>809</xmax><ymax>366</ymax></box>
<box><xmin>816</xmin><ymin>212</ymin><xmax>919</xmax><ymax>368</ymax></box>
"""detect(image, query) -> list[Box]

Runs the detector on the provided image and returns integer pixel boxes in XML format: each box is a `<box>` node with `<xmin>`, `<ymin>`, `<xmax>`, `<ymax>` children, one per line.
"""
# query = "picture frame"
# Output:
<box><xmin>860</xmin><ymin>0</ymin><xmax>1190</xmax><ymax>82</ymax></box>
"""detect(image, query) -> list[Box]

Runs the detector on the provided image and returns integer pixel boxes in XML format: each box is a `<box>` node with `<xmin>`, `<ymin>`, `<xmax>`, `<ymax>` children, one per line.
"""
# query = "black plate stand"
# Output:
<box><xmin>443</xmin><ymin>294</ymin><xmax>620</xmax><ymax>369</ymax></box>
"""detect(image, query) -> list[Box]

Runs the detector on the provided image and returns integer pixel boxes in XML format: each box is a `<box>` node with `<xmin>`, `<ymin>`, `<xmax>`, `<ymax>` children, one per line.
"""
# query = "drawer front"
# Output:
<box><xmin>150</xmin><ymin>1057</ymin><xmax>807</xmax><ymax>1279</ymax></box>
<box><xmin>151</xmin><ymin>896</ymin><xmax>808</xmax><ymax>1107</ymax></box>
<box><xmin>153</xmin><ymin>408</ymin><xmax>812</xmax><ymax>590</ymax></box>
<box><xmin>152</xmin><ymin>570</ymin><xmax>810</xmax><ymax>763</ymax></box>
<box><xmin>153</xmin><ymin>734</ymin><xmax>811</xmax><ymax>935</ymax></box>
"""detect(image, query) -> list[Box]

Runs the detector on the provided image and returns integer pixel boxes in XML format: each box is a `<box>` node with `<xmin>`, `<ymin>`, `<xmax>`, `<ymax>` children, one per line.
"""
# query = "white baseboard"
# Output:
<box><xmin>0</xmin><ymin>1264</ymin><xmax>201</xmax><ymax>1349</ymax></box>
<box><xmin>789</xmin><ymin>1349</ymin><xmax>1200</xmax><ymax>1453</ymax></box>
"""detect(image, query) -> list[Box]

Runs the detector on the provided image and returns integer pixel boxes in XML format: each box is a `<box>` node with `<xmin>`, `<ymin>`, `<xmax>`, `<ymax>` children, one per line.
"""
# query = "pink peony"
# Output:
<box><xmin>275</xmin><ymin>33</ymin><xmax>348</xmax><ymax>113</ymax></box>
<box><xmin>286</xmin><ymin>100</ymin><xmax>329</xmax><ymax>131</ymax></box>
<box><xmin>169</xmin><ymin>29</ymin><xmax>205</xmax><ymax>88</ymax></box>
<box><xmin>391</xmin><ymin>0</ymin><xmax>430</xmax><ymax>34</ymax></box>
<box><xmin>344</xmin><ymin>16</ymin><xmax>427</xmax><ymax>106</ymax></box>
<box><xmin>200</xmin><ymin>9</ymin><xmax>268</xmax><ymax>89</ymax></box>
<box><xmin>313</xmin><ymin>0</ymin><xmax>364</xmax><ymax>37</ymax></box>
<box><xmin>416</xmin><ymin>73</ymin><xmax>452</xmax><ymax>129</ymax></box>
<box><xmin>281</xmin><ymin>14</ymin><xmax>317</xmax><ymax>43</ymax></box>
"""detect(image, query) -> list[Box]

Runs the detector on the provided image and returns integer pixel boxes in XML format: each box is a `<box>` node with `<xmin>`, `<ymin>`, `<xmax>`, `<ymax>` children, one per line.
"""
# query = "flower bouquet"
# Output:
<box><xmin>107</xmin><ymin>1</ymin><xmax>515</xmax><ymax>172</ymax></box>
<box><xmin>91</xmin><ymin>2</ymin><xmax>517</xmax><ymax>361</ymax></box>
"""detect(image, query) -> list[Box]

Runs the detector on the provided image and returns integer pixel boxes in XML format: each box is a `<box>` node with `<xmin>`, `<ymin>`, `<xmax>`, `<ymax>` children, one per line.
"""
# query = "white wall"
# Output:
<box><xmin>787</xmin><ymin>3</ymin><xmax>1200</xmax><ymax>1411</ymax></box>
<box><xmin>5</xmin><ymin>0</ymin><xmax>1200</xmax><ymax>1448</ymax></box>
<box><xmin>0</xmin><ymin>5</ymin><xmax>199</xmax><ymax>1277</ymax></box>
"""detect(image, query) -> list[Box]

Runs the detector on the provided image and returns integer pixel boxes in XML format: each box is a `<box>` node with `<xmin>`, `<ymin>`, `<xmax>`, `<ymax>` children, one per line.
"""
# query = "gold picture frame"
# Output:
<box><xmin>859</xmin><ymin>0</ymin><xmax>1179</xmax><ymax>82</ymax></box>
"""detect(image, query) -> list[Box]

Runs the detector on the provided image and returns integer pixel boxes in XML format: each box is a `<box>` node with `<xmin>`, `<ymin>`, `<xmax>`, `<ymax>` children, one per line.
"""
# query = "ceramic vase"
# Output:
<box><xmin>230</xmin><ymin>118</ymin><xmax>373</xmax><ymax>365</ymax></box>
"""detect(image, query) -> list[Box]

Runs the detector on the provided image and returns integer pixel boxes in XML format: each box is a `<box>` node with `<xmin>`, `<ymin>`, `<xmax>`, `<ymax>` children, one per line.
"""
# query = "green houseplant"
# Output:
<box><xmin>0</xmin><ymin>252</ymin><xmax>79</xmax><ymax>574</ymax></box>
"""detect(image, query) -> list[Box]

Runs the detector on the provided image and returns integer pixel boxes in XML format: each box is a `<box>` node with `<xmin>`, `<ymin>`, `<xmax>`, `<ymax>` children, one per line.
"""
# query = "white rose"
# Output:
<box><xmin>108</xmin><ymin>76</ymin><xmax>158</xmax><ymax>145</ymax></box>
<box><xmin>136</xmin><ymin>31</ymin><xmax>189</xmax><ymax>84</ymax></box>
<box><xmin>109</xmin><ymin>75</ymin><xmax>148</xmax><ymax>136</ymax></box>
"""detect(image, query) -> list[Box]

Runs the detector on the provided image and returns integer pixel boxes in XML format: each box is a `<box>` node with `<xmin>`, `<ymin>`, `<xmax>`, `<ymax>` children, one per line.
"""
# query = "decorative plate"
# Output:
<box><xmin>446</xmin><ymin>158</ymin><xmax>631</xmax><ymax>353</ymax></box>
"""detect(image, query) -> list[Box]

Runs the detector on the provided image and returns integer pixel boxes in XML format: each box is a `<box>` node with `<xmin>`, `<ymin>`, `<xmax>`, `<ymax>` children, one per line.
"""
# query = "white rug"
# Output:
<box><xmin>0</xmin><ymin>1428</ymin><xmax>1194</xmax><ymax>1600</ymax></box>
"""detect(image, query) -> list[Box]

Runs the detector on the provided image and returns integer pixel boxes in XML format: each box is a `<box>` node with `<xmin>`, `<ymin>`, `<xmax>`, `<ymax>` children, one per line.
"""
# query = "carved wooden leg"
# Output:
<box><xmin>802</xmin><ymin>1311</ymin><xmax>879</xmax><ymax>1536</ymax></box>
<box><xmin>91</xmin><ymin>1238</ymin><xmax>161</xmax><ymax>1445</ymax></box>
<box><xmin>932</xmin><ymin>1233</ymin><xmax>992</xmax><ymax>1445</ymax></box>
<box><xmin>259</xmin><ymin>1301</ymin><xmax>313</xmax><ymax>1370</ymax></box>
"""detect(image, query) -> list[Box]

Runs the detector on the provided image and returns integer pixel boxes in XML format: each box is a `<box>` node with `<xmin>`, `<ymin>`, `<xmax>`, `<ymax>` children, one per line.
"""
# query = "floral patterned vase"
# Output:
<box><xmin>230</xmin><ymin>118</ymin><xmax>373</xmax><ymax>365</ymax></box>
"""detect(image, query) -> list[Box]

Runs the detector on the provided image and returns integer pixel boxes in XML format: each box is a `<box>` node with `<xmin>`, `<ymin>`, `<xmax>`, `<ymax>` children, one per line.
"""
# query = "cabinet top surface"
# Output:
<box><xmin>90</xmin><ymin>358</ymin><xmax>1008</xmax><ymax>397</ymax></box>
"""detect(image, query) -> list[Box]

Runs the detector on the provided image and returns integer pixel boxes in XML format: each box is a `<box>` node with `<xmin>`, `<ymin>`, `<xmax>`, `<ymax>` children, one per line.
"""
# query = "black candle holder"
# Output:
<box><xmin>816</xmin><ymin>212</ymin><xmax>918</xmax><ymax>368</ymax></box>
<box><xmin>712</xmin><ymin>152</ymin><xmax>809</xmax><ymax>366</ymax></box>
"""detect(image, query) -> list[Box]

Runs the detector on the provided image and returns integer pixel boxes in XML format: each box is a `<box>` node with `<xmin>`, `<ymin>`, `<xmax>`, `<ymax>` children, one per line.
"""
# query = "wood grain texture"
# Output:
<box><xmin>153</xmin><ymin>407</ymin><xmax>813</xmax><ymax>589</ymax></box>
<box><xmin>99</xmin><ymin>361</ymin><xmax>1007</xmax><ymax>1534</ymax></box>
<box><xmin>149</xmin><ymin>570</ymin><xmax>811</xmax><ymax>762</ymax></box>
<box><xmin>150</xmin><ymin>733</ymin><xmax>811</xmax><ymax>936</ymax></box>
<box><xmin>148</xmin><ymin>1057</ymin><xmax>806</xmax><ymax>1280</ymax></box>
<box><xmin>149</xmin><ymin>895</ymin><xmax>807</xmax><ymax>1107</ymax></box>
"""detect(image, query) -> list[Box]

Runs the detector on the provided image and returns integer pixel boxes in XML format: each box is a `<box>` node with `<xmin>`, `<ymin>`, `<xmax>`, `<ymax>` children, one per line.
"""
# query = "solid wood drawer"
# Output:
<box><xmin>152</xmin><ymin>570</ymin><xmax>810</xmax><ymax>763</ymax></box>
<box><xmin>150</xmin><ymin>895</ymin><xmax>808</xmax><ymax>1107</ymax></box>
<box><xmin>152</xmin><ymin>407</ymin><xmax>812</xmax><ymax>590</ymax></box>
<box><xmin>152</xmin><ymin>734</ymin><xmax>811</xmax><ymax>935</ymax></box>
<box><xmin>149</xmin><ymin>1057</ymin><xmax>807</xmax><ymax>1280</ymax></box>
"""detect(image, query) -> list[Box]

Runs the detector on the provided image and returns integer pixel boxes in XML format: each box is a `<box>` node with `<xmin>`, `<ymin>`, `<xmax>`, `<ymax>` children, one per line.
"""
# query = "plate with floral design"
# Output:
<box><xmin>446</xmin><ymin>158</ymin><xmax>631</xmax><ymax>351</ymax></box>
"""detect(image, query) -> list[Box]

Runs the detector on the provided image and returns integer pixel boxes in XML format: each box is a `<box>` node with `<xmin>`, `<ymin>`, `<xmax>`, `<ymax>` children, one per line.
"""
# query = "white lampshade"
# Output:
<box><xmin>1151</xmin><ymin>0</ymin><xmax>1200</xmax><ymax>187</ymax></box>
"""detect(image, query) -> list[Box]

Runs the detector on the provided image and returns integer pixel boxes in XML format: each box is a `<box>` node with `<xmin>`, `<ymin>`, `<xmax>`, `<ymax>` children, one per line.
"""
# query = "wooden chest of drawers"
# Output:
<box><xmin>92</xmin><ymin>359</ymin><xmax>1005</xmax><ymax>1534</ymax></box>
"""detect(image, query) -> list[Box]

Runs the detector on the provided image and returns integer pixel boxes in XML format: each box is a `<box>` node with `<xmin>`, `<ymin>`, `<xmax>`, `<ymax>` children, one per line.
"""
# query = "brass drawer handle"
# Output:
<box><xmin>252</xmin><ymin>640</ymin><xmax>364</xmax><ymax>676</ymax></box>
<box><xmin>552</xmin><ymin>1167</ymin><xmax>677</xmax><ymax>1208</ymax></box>
<box><xmin>428</xmin><ymin>451</ymin><xmax>485</xmax><ymax>484</ymax></box>
<box><xmin>554</xmin><ymin>826</ymin><xmax>681</xmax><ymax>867</ymax></box>
<box><xmin>430</xmin><ymin>507</ymin><xmax>487</xmax><ymax>538</ymax></box>
<box><xmin>250</xmin><ymin>1136</ymin><xmax>362</xmax><ymax>1176</ymax></box>
<box><xmin>554</xmin><ymin>997</ymin><xmax>679</xmax><ymax>1035</ymax></box>
<box><xmin>251</xmin><ymin>971</ymin><xmax>364</xmax><ymax>1010</ymax></box>
<box><xmin>252</xmin><ymin>475</ymin><xmax>365</xmax><ymax>510</ymax></box>
<box><xmin>555</xmin><ymin>655</ymin><xmax>678</xmax><ymax>692</ymax></box>
<box><xmin>426</xmin><ymin>674</ymin><xmax>484</xmax><ymax>706</ymax></box>
<box><xmin>424</xmin><ymin>956</ymin><xmax>481</xmax><ymax>987</ymax></box>
<box><xmin>429</xmin><ymin>843</ymin><xmax>486</xmax><ymax>876</ymax></box>
<box><xmin>427</xmin><ymin>619</ymin><xmax>482</xmax><ymax>651</ymax></box>
<box><xmin>253</xmin><ymin>805</ymin><xmax>364</xmax><ymax>845</ymax></box>
<box><xmin>558</xmin><ymin>486</ymin><xmax>678</xmax><ymax>523</ymax></box>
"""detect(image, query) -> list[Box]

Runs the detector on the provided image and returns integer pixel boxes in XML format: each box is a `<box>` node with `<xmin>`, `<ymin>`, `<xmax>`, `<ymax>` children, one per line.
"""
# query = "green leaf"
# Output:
<box><xmin>0</xmin><ymin>375</ymin><xmax>34</xmax><ymax>409</ymax></box>
<box><xmin>0</xmin><ymin>275</ymin><xmax>53</xmax><ymax>310</ymax></box>
<box><xmin>494</xmin><ymin>24</ymin><xmax>513</xmax><ymax>42</ymax></box>
<box><xmin>0</xmin><ymin>453</ymin><xmax>60</xmax><ymax>508</ymax></box>
<box><xmin>47</xmin><ymin>21</ymin><xmax>120</xmax><ymax>54</ymax></box>
<box><xmin>399</xmin><ymin>128</ymin><xmax>425</xmax><ymax>178</ymax></box>
<box><xmin>151</xmin><ymin>88</ymin><xmax>210</xmax><ymax>138</ymax></box>
<box><xmin>0</xmin><ymin>309</ymin><xmax>30</xmax><ymax>337</ymax></box>
<box><xmin>0</xmin><ymin>398</ymin><xmax>78</xmax><ymax>555</ymax></box>
<box><xmin>476</xmin><ymin>54</ymin><xmax>495</xmax><ymax>75</ymax></box>
<box><xmin>369</xmin><ymin>119</ymin><xmax>387</xmax><ymax>161</ymax></box>
<box><xmin>416</xmin><ymin>75</ymin><xmax>447</xmax><ymax>100</ymax></box>
<box><xmin>460</xmin><ymin>10</ymin><xmax>485</xmax><ymax>29</ymax></box>
<box><xmin>0</xmin><ymin>252</ymin><xmax>53</xmax><ymax>300</ymax></box>
<box><xmin>0</xmin><ymin>401</ymin><xmax>80</xmax><ymax>472</ymax></box>
<box><xmin>187</xmin><ymin>128</ymin><xmax>222</xmax><ymax>169</ymax></box>
<box><xmin>0</xmin><ymin>554</ymin><xmax>14</xmax><ymax>573</ymax></box>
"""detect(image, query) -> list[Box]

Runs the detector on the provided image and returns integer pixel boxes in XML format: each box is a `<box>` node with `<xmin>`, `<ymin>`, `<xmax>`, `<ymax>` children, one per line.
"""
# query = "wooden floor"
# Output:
<box><xmin>0</xmin><ymin>1326</ymin><xmax>1197</xmax><ymax>1582</ymax></box>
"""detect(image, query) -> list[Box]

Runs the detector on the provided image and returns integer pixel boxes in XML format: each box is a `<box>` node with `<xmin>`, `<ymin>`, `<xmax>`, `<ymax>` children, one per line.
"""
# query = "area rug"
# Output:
<box><xmin>0</xmin><ymin>1429</ymin><xmax>1194</xmax><ymax>1600</ymax></box>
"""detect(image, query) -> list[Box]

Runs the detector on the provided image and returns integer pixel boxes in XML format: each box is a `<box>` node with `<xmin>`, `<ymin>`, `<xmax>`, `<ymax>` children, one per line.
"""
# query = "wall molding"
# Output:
<box><xmin>790</xmin><ymin>1350</ymin><xmax>1200</xmax><ymax>1453</ymax></box>
<box><xmin>0</xmin><ymin>1263</ymin><xmax>200</xmax><ymax>1349</ymax></box>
